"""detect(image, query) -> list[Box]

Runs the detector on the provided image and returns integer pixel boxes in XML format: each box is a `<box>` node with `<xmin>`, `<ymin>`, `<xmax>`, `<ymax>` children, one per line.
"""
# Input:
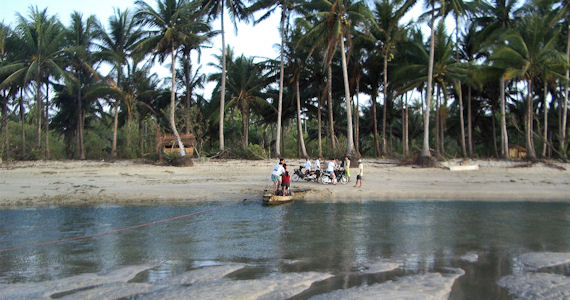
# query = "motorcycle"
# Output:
<box><xmin>292</xmin><ymin>166</ymin><xmax>319</xmax><ymax>182</ymax></box>
<box><xmin>319</xmin><ymin>169</ymin><xmax>348</xmax><ymax>185</ymax></box>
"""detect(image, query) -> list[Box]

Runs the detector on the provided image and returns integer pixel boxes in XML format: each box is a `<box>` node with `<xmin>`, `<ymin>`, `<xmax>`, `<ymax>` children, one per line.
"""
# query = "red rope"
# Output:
<box><xmin>0</xmin><ymin>201</ymin><xmax>242</xmax><ymax>254</ymax></box>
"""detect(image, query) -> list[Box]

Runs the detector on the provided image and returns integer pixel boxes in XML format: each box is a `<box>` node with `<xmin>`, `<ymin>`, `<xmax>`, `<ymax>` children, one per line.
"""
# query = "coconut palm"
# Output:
<box><xmin>94</xmin><ymin>8</ymin><xmax>144</xmax><ymax>157</ymax></box>
<box><xmin>300</xmin><ymin>0</ymin><xmax>371</xmax><ymax>157</ymax></box>
<box><xmin>0</xmin><ymin>7</ymin><xmax>67</xmax><ymax>159</ymax></box>
<box><xmin>369</xmin><ymin>0</ymin><xmax>415</xmax><ymax>156</ymax></box>
<box><xmin>490</xmin><ymin>15</ymin><xmax>567</xmax><ymax>159</ymax></box>
<box><xmin>199</xmin><ymin>0</ymin><xmax>250</xmax><ymax>152</ymax></box>
<box><xmin>65</xmin><ymin>12</ymin><xmax>98</xmax><ymax>159</ymax></box>
<box><xmin>135</xmin><ymin>0</ymin><xmax>207</xmax><ymax>157</ymax></box>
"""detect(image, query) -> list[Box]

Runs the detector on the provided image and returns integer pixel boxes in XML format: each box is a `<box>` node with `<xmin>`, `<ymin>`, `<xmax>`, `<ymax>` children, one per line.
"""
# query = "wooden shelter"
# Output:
<box><xmin>509</xmin><ymin>145</ymin><xmax>527</xmax><ymax>159</ymax></box>
<box><xmin>161</xmin><ymin>133</ymin><xmax>195</xmax><ymax>156</ymax></box>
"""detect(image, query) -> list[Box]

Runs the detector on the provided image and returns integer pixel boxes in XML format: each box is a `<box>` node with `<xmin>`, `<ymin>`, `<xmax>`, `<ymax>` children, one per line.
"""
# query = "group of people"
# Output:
<box><xmin>271</xmin><ymin>158</ymin><xmax>291</xmax><ymax>196</ymax></box>
<box><xmin>271</xmin><ymin>156</ymin><xmax>363</xmax><ymax>194</ymax></box>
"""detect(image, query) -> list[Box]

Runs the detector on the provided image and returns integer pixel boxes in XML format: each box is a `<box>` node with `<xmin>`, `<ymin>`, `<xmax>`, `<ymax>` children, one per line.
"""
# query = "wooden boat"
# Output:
<box><xmin>263</xmin><ymin>192</ymin><xmax>293</xmax><ymax>205</ymax></box>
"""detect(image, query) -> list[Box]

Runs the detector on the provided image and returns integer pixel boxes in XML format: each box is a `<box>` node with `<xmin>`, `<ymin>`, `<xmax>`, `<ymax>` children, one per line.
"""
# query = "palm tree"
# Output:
<box><xmin>370</xmin><ymin>0</ymin><xmax>415</xmax><ymax>156</ymax></box>
<box><xmin>0</xmin><ymin>7</ymin><xmax>67</xmax><ymax>159</ymax></box>
<box><xmin>491</xmin><ymin>15</ymin><xmax>566</xmax><ymax>159</ymax></box>
<box><xmin>65</xmin><ymin>12</ymin><xmax>98</xmax><ymax>159</ymax></box>
<box><xmin>0</xmin><ymin>23</ymin><xmax>10</xmax><ymax>160</ymax></box>
<box><xmin>222</xmin><ymin>55</ymin><xmax>273</xmax><ymax>150</ymax></box>
<box><xmin>301</xmin><ymin>0</ymin><xmax>371</xmax><ymax>157</ymax></box>
<box><xmin>199</xmin><ymin>0</ymin><xmax>250</xmax><ymax>152</ymax></box>
<box><xmin>249</xmin><ymin>0</ymin><xmax>296</xmax><ymax>157</ymax></box>
<box><xmin>94</xmin><ymin>8</ymin><xmax>143</xmax><ymax>157</ymax></box>
<box><xmin>135</xmin><ymin>0</ymin><xmax>207</xmax><ymax>157</ymax></box>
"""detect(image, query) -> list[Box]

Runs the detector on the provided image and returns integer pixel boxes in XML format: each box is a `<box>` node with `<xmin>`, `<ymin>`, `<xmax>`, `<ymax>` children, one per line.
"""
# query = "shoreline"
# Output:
<box><xmin>0</xmin><ymin>159</ymin><xmax>569</xmax><ymax>208</ymax></box>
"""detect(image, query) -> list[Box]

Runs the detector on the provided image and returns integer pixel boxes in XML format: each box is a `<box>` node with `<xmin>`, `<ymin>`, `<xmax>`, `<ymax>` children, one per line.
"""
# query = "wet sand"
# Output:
<box><xmin>0</xmin><ymin>159</ymin><xmax>569</xmax><ymax>207</ymax></box>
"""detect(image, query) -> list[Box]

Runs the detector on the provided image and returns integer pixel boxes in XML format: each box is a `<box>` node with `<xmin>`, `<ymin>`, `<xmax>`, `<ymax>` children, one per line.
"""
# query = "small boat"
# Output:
<box><xmin>263</xmin><ymin>192</ymin><xmax>293</xmax><ymax>205</ymax></box>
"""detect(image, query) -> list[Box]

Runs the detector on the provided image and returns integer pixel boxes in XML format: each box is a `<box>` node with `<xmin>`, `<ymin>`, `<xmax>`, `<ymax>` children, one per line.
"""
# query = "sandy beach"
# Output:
<box><xmin>0</xmin><ymin>159</ymin><xmax>569</xmax><ymax>207</ymax></box>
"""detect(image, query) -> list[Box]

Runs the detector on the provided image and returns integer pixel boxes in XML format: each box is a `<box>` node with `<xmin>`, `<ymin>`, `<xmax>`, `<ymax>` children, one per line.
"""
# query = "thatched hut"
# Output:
<box><xmin>161</xmin><ymin>133</ymin><xmax>195</xmax><ymax>156</ymax></box>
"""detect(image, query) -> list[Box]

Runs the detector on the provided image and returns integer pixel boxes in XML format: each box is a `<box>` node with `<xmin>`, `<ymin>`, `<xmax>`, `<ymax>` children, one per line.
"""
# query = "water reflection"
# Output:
<box><xmin>0</xmin><ymin>201</ymin><xmax>568</xmax><ymax>299</ymax></box>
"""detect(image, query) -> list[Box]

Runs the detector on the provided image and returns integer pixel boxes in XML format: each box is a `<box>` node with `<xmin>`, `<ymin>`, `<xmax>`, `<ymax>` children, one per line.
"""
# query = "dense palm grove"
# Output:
<box><xmin>0</xmin><ymin>0</ymin><xmax>568</xmax><ymax>161</ymax></box>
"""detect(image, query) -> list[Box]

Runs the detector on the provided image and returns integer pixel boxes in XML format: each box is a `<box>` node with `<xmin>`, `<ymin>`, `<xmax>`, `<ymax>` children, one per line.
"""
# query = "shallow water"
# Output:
<box><xmin>0</xmin><ymin>201</ymin><xmax>568</xmax><ymax>299</ymax></box>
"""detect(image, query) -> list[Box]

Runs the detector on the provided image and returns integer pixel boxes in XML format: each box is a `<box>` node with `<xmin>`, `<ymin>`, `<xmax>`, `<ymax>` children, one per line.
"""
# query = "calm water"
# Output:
<box><xmin>0</xmin><ymin>201</ymin><xmax>569</xmax><ymax>299</ymax></box>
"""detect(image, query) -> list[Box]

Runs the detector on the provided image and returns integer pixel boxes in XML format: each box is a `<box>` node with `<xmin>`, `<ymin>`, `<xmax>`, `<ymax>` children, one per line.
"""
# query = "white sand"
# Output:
<box><xmin>0</xmin><ymin>159</ymin><xmax>569</xmax><ymax>207</ymax></box>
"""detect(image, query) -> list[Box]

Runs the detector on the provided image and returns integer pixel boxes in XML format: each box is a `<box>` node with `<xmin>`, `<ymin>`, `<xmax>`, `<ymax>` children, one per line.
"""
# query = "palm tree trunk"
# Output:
<box><xmin>435</xmin><ymin>85</ymin><xmax>440</xmax><ymax>157</ymax></box>
<box><xmin>355</xmin><ymin>81</ymin><xmax>360</xmax><ymax>155</ymax></box>
<box><xmin>327</xmin><ymin>63</ymin><xmax>336</xmax><ymax>150</ymax></box>
<box><xmin>403</xmin><ymin>92</ymin><xmax>409</xmax><ymax>156</ymax></box>
<box><xmin>542</xmin><ymin>81</ymin><xmax>548</xmax><ymax>158</ymax></box>
<box><xmin>441</xmin><ymin>88</ymin><xmax>446</xmax><ymax>157</ymax></box>
<box><xmin>184</xmin><ymin>53</ymin><xmax>191</xmax><ymax>135</ymax></box>
<box><xmin>1</xmin><ymin>92</ymin><xmax>7</xmax><ymax>161</ymax></box>
<box><xmin>19</xmin><ymin>89</ymin><xmax>25</xmax><ymax>158</ymax></box>
<box><xmin>340</xmin><ymin>36</ymin><xmax>355</xmax><ymax>156</ymax></box>
<box><xmin>421</xmin><ymin>11</ymin><xmax>436</xmax><ymax>158</ymax></box>
<box><xmin>241</xmin><ymin>108</ymin><xmax>248</xmax><ymax>150</ymax></box>
<box><xmin>112</xmin><ymin>100</ymin><xmax>119</xmax><ymax>157</ymax></box>
<box><xmin>45</xmin><ymin>81</ymin><xmax>50</xmax><ymax>159</ymax></box>
<box><xmin>562</xmin><ymin>32</ymin><xmax>569</xmax><ymax>159</ymax></box>
<box><xmin>36</xmin><ymin>80</ymin><xmax>42</xmax><ymax>150</ymax></box>
<box><xmin>219</xmin><ymin>1</ymin><xmax>226</xmax><ymax>152</ymax></box>
<box><xmin>500</xmin><ymin>77</ymin><xmax>509</xmax><ymax>158</ymax></box>
<box><xmin>526</xmin><ymin>79</ymin><xmax>536</xmax><ymax>159</ymax></box>
<box><xmin>275</xmin><ymin>7</ymin><xmax>286</xmax><ymax>157</ymax></box>
<box><xmin>170</xmin><ymin>47</ymin><xmax>186</xmax><ymax>157</ymax></box>
<box><xmin>371</xmin><ymin>88</ymin><xmax>380</xmax><ymax>156</ymax></box>
<box><xmin>318</xmin><ymin>94</ymin><xmax>323</xmax><ymax>158</ymax></box>
<box><xmin>492</xmin><ymin>108</ymin><xmax>498</xmax><ymax>157</ymax></box>
<box><xmin>457</xmin><ymin>81</ymin><xmax>466</xmax><ymax>156</ymax></box>
<box><xmin>468</xmin><ymin>85</ymin><xmax>473</xmax><ymax>157</ymax></box>
<box><xmin>295</xmin><ymin>76</ymin><xmax>308</xmax><ymax>158</ymax></box>
<box><xmin>382</xmin><ymin>55</ymin><xmax>388</xmax><ymax>155</ymax></box>
<box><xmin>77</xmin><ymin>71</ymin><xmax>85</xmax><ymax>159</ymax></box>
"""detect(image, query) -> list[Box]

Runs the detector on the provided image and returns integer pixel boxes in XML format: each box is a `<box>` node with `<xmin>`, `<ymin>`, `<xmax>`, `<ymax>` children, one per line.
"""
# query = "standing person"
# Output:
<box><xmin>354</xmin><ymin>159</ymin><xmax>363</xmax><ymax>188</ymax></box>
<box><xmin>304</xmin><ymin>158</ymin><xmax>312</xmax><ymax>175</ymax></box>
<box><xmin>327</xmin><ymin>158</ymin><xmax>337</xmax><ymax>184</ymax></box>
<box><xmin>314</xmin><ymin>157</ymin><xmax>321</xmax><ymax>180</ymax></box>
<box><xmin>281</xmin><ymin>165</ymin><xmax>291</xmax><ymax>196</ymax></box>
<box><xmin>271</xmin><ymin>158</ymin><xmax>285</xmax><ymax>193</ymax></box>
<box><xmin>344</xmin><ymin>156</ymin><xmax>351</xmax><ymax>182</ymax></box>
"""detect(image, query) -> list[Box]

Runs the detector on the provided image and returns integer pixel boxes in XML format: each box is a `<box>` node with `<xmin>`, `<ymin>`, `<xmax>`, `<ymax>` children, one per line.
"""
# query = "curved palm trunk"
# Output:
<box><xmin>382</xmin><ymin>55</ymin><xmax>388</xmax><ymax>155</ymax></box>
<box><xmin>184</xmin><ymin>53</ymin><xmax>192</xmax><ymax>135</ymax></box>
<box><xmin>295</xmin><ymin>76</ymin><xmax>308</xmax><ymax>158</ymax></box>
<box><xmin>275</xmin><ymin>7</ymin><xmax>286</xmax><ymax>157</ymax></box>
<box><xmin>421</xmin><ymin>13</ymin><xmax>436</xmax><ymax>158</ymax></box>
<box><xmin>219</xmin><ymin>1</ymin><xmax>226</xmax><ymax>152</ymax></box>
<box><xmin>340</xmin><ymin>36</ymin><xmax>355</xmax><ymax>157</ymax></box>
<box><xmin>354</xmin><ymin>80</ymin><xmax>360</xmax><ymax>155</ymax></box>
<box><xmin>371</xmin><ymin>88</ymin><xmax>380</xmax><ymax>156</ymax></box>
<box><xmin>500</xmin><ymin>77</ymin><xmax>509</xmax><ymax>158</ymax></box>
<box><xmin>526</xmin><ymin>79</ymin><xmax>536</xmax><ymax>159</ymax></box>
<box><xmin>170</xmin><ymin>48</ymin><xmax>186</xmax><ymax>157</ymax></box>
<box><xmin>327</xmin><ymin>64</ymin><xmax>336</xmax><ymax>150</ymax></box>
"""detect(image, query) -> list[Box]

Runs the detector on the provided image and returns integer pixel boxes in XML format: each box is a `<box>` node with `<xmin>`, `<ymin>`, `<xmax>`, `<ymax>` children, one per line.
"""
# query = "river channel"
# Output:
<box><xmin>0</xmin><ymin>201</ymin><xmax>569</xmax><ymax>299</ymax></box>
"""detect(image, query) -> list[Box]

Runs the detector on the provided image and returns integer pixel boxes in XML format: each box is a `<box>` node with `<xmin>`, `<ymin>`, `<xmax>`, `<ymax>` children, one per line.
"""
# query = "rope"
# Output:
<box><xmin>0</xmin><ymin>200</ymin><xmax>245</xmax><ymax>254</ymax></box>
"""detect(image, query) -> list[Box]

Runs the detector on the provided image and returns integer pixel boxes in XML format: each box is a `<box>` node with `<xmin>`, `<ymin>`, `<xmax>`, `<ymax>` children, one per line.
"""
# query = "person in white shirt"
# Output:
<box><xmin>314</xmin><ymin>157</ymin><xmax>321</xmax><ymax>171</ymax></box>
<box><xmin>304</xmin><ymin>158</ymin><xmax>312</xmax><ymax>175</ymax></box>
<box><xmin>327</xmin><ymin>159</ymin><xmax>336</xmax><ymax>184</ymax></box>
<box><xmin>271</xmin><ymin>158</ymin><xmax>285</xmax><ymax>192</ymax></box>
